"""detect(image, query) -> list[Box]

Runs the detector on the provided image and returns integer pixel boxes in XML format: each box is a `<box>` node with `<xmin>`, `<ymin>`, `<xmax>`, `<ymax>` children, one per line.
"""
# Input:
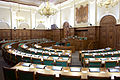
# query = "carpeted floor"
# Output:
<box><xmin>0</xmin><ymin>50</ymin><xmax>82</xmax><ymax>80</ymax></box>
<box><xmin>0</xmin><ymin>50</ymin><xmax>11</xmax><ymax>80</ymax></box>
<box><xmin>71</xmin><ymin>51</ymin><xmax>82</xmax><ymax>67</ymax></box>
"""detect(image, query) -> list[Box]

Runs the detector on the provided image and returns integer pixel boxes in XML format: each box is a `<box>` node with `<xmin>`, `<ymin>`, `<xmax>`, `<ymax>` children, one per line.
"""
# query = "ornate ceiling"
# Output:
<box><xmin>1</xmin><ymin>0</ymin><xmax>68</xmax><ymax>6</ymax></box>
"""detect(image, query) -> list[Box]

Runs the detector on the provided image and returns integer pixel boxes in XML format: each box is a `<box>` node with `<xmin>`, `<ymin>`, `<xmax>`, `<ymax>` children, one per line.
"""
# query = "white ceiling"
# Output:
<box><xmin>1</xmin><ymin>0</ymin><xmax>68</xmax><ymax>6</ymax></box>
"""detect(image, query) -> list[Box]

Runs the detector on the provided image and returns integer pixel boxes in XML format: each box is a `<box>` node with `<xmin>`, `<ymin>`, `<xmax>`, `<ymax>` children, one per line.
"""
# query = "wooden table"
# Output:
<box><xmin>11</xmin><ymin>62</ymin><xmax>120</xmax><ymax>80</ymax></box>
<box><xmin>52</xmin><ymin>45</ymin><xmax>75</xmax><ymax>53</ymax></box>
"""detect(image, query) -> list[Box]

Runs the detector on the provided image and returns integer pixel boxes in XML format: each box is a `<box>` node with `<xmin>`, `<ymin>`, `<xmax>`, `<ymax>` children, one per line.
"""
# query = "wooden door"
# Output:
<box><xmin>99</xmin><ymin>15</ymin><xmax>116</xmax><ymax>48</ymax></box>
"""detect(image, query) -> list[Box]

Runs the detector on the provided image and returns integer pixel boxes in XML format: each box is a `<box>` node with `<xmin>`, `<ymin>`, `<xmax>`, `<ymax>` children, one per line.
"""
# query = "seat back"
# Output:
<box><xmin>114</xmin><ymin>76</ymin><xmax>120</xmax><ymax>80</ymax></box>
<box><xmin>32</xmin><ymin>58</ymin><xmax>42</xmax><ymax>64</ymax></box>
<box><xmin>60</xmin><ymin>75</ymin><xmax>81</xmax><ymax>80</ymax></box>
<box><xmin>89</xmin><ymin>61</ymin><xmax>101</xmax><ymax>68</ymax></box>
<box><xmin>17</xmin><ymin>70</ymin><xmax>34</xmax><ymax>80</ymax></box>
<box><xmin>88</xmin><ymin>76</ymin><xmax>111</xmax><ymax>80</ymax></box>
<box><xmin>11</xmin><ymin>54</ymin><xmax>16</xmax><ymax>64</ymax></box>
<box><xmin>23</xmin><ymin>56</ymin><xmax>31</xmax><ymax>63</ymax></box>
<box><xmin>3</xmin><ymin>67</ymin><xmax>17</xmax><ymax>80</ymax></box>
<box><xmin>36</xmin><ymin>72</ymin><xmax>55</xmax><ymax>80</ymax></box>
<box><xmin>66</xmin><ymin>43</ymin><xmax>70</xmax><ymax>46</ymax></box>
<box><xmin>105</xmin><ymin>61</ymin><xmax>117</xmax><ymax>68</ymax></box>
<box><xmin>16</xmin><ymin>55</ymin><xmax>22</xmax><ymax>63</ymax></box>
<box><xmin>43</xmin><ymin>59</ymin><xmax>54</xmax><ymax>66</ymax></box>
<box><xmin>56</xmin><ymin>60</ymin><xmax>68</xmax><ymax>67</ymax></box>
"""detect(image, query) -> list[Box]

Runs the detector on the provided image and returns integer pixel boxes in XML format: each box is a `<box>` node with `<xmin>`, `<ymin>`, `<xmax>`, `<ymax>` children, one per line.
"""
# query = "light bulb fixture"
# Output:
<box><xmin>38</xmin><ymin>0</ymin><xmax>57</xmax><ymax>18</ymax></box>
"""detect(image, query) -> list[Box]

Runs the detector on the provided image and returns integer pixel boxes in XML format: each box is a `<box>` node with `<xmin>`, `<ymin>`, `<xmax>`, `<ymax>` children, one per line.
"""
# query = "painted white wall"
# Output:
<box><xmin>0</xmin><ymin>0</ymin><xmax>120</xmax><ymax>29</ymax></box>
<box><xmin>0</xmin><ymin>7</ymin><xmax>11</xmax><ymax>28</ymax></box>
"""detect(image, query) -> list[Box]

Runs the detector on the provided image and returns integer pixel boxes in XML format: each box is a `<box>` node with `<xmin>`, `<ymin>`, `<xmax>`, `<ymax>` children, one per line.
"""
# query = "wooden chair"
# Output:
<box><xmin>11</xmin><ymin>54</ymin><xmax>16</xmax><ymax>64</ymax></box>
<box><xmin>3</xmin><ymin>67</ymin><xmax>17</xmax><ymax>80</ymax></box>
<box><xmin>31</xmin><ymin>57</ymin><xmax>42</xmax><ymax>64</ymax></box>
<box><xmin>88</xmin><ymin>61</ymin><xmax>102</xmax><ymax>68</ymax></box>
<box><xmin>105</xmin><ymin>61</ymin><xmax>117</xmax><ymax>68</ymax></box>
<box><xmin>17</xmin><ymin>70</ymin><xmax>35</xmax><ymax>80</ymax></box>
<box><xmin>35</xmin><ymin>72</ymin><xmax>55</xmax><ymax>80</ymax></box>
<box><xmin>88</xmin><ymin>76</ymin><xmax>111</xmax><ymax>80</ymax></box>
<box><xmin>16</xmin><ymin>55</ymin><xmax>22</xmax><ymax>63</ymax></box>
<box><xmin>60</xmin><ymin>74</ymin><xmax>81</xmax><ymax>80</ymax></box>
<box><xmin>43</xmin><ymin>59</ymin><xmax>54</xmax><ymax>66</ymax></box>
<box><xmin>22</xmin><ymin>56</ymin><xmax>31</xmax><ymax>63</ymax></box>
<box><xmin>114</xmin><ymin>76</ymin><xmax>120</xmax><ymax>80</ymax></box>
<box><xmin>56</xmin><ymin>60</ymin><xmax>68</xmax><ymax>67</ymax></box>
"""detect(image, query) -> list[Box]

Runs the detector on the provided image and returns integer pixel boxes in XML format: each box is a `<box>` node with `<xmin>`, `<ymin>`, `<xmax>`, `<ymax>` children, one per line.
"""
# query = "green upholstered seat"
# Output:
<box><xmin>88</xmin><ymin>76</ymin><xmax>111</xmax><ymax>80</ymax></box>
<box><xmin>113</xmin><ymin>54</ymin><xmax>120</xmax><ymax>57</ymax></box>
<box><xmin>56</xmin><ymin>61</ymin><xmax>68</xmax><ymax>67</ymax></box>
<box><xmin>60</xmin><ymin>75</ymin><xmax>81</xmax><ymax>80</ymax></box>
<box><xmin>43</xmin><ymin>60</ymin><xmax>54</xmax><ymax>66</ymax></box>
<box><xmin>37</xmin><ymin>52</ymin><xmax>42</xmax><ymax>56</ymax></box>
<box><xmin>11</xmin><ymin>54</ymin><xmax>16</xmax><ymax>64</ymax></box>
<box><xmin>104</xmin><ymin>54</ymin><xmax>112</xmax><ymax>58</ymax></box>
<box><xmin>18</xmin><ymin>70</ymin><xmax>34</xmax><ymax>80</ymax></box>
<box><xmin>6</xmin><ymin>52</ymin><xmax>11</xmax><ymax>62</ymax></box>
<box><xmin>105</xmin><ymin>61</ymin><xmax>117</xmax><ymax>68</ymax></box>
<box><xmin>88</xmin><ymin>61</ymin><xmax>101</xmax><ymax>68</ymax></box>
<box><xmin>3</xmin><ymin>67</ymin><xmax>17</xmax><ymax>80</ymax></box>
<box><xmin>23</xmin><ymin>56</ymin><xmax>31</xmax><ymax>63</ymax></box>
<box><xmin>66</xmin><ymin>43</ymin><xmax>70</xmax><ymax>46</ymax></box>
<box><xmin>84</xmin><ymin>37</ymin><xmax>87</xmax><ymax>40</ymax></box>
<box><xmin>79</xmin><ymin>37</ymin><xmax>83</xmax><ymax>40</ymax></box>
<box><xmin>56</xmin><ymin>42</ymin><xmax>60</xmax><ymax>45</ymax></box>
<box><xmin>36</xmin><ymin>72</ymin><xmax>54</xmax><ymax>80</ymax></box>
<box><xmin>95</xmin><ymin>55</ymin><xmax>103</xmax><ymax>58</ymax></box>
<box><xmin>32</xmin><ymin>58</ymin><xmax>42</xmax><ymax>64</ymax></box>
<box><xmin>84</xmin><ymin>55</ymin><xmax>93</xmax><ymax>58</ymax></box>
<box><xmin>16</xmin><ymin>55</ymin><xmax>22</xmax><ymax>63</ymax></box>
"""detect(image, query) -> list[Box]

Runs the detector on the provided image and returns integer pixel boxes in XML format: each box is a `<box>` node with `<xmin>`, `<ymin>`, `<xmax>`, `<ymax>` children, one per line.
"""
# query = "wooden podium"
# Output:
<box><xmin>65</xmin><ymin>38</ymin><xmax>88</xmax><ymax>51</ymax></box>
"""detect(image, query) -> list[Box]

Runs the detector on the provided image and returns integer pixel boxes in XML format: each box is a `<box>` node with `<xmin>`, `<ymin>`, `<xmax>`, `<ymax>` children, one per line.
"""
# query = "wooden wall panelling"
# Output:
<box><xmin>69</xmin><ymin>28</ymin><xmax>75</xmax><ymax>37</ymax></box>
<box><xmin>52</xmin><ymin>29</ymin><xmax>60</xmax><ymax>42</ymax></box>
<box><xmin>0</xmin><ymin>29</ymin><xmax>11</xmax><ymax>40</ymax></box>
<box><xmin>95</xmin><ymin>26</ymin><xmax>100</xmax><ymax>49</ymax></box>
<box><xmin>115</xmin><ymin>25</ymin><xmax>120</xmax><ymax>49</ymax></box>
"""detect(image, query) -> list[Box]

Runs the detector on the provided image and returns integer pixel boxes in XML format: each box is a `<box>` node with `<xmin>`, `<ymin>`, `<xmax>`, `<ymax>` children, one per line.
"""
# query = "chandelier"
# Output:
<box><xmin>97</xmin><ymin>0</ymin><xmax>119</xmax><ymax>8</ymax></box>
<box><xmin>38</xmin><ymin>0</ymin><xmax>57</xmax><ymax>18</ymax></box>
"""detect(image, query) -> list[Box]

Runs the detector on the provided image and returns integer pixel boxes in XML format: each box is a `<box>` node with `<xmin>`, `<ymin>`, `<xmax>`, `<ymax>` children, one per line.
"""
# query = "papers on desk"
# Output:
<box><xmin>70</xmin><ymin>67</ymin><xmax>81</xmax><ymax>72</ymax></box>
<box><xmin>89</xmin><ymin>58</ymin><xmax>96</xmax><ymax>61</ymax></box>
<box><xmin>84</xmin><ymin>53</ymin><xmax>89</xmax><ymax>55</ymax></box>
<box><xmin>89</xmin><ymin>68</ymin><xmax>100</xmax><ymax>72</ymax></box>
<box><xmin>108</xmin><ymin>68</ymin><xmax>120</xmax><ymax>72</ymax></box>
<box><xmin>100</xmin><ymin>58</ymin><xmax>107</xmax><ymax>61</ymax></box>
<box><xmin>43</xmin><ymin>56</ymin><xmax>49</xmax><ymax>59</ymax></box>
<box><xmin>21</xmin><ymin>52</ymin><xmax>26</xmax><ymax>55</ymax></box>
<box><xmin>65</xmin><ymin>53</ymin><xmax>70</xmax><ymax>55</ymax></box>
<box><xmin>111</xmin><ymin>57</ymin><xmax>118</xmax><ymax>60</ymax></box>
<box><xmin>52</xmin><ymin>57</ymin><xmax>59</xmax><ymax>60</ymax></box>
<box><xmin>36</xmin><ymin>64</ymin><xmax>46</xmax><ymax>69</ymax></box>
<box><xmin>37</xmin><ymin>50</ymin><xmax>43</xmax><ymax>53</ymax></box>
<box><xmin>105</xmin><ymin>47</ymin><xmax>111</xmax><ymax>50</ymax></box>
<box><xmin>52</xmin><ymin>66</ymin><xmax>62</xmax><ymax>71</ymax></box>
<box><xmin>7</xmin><ymin>45</ymin><xmax>12</xmax><ymax>48</ymax></box>
<box><xmin>26</xmin><ymin>54</ymin><xmax>32</xmax><ymax>56</ymax></box>
<box><xmin>62</xmin><ymin>57</ymin><xmax>69</xmax><ymax>60</ymax></box>
<box><xmin>22</xmin><ymin>63</ymin><xmax>31</xmax><ymax>67</ymax></box>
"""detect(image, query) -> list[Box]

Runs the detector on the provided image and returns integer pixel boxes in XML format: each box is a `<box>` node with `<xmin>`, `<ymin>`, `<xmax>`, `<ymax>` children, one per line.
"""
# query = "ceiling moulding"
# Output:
<box><xmin>57</xmin><ymin>0</ymin><xmax>88</xmax><ymax>10</ymax></box>
<box><xmin>57</xmin><ymin>0</ymin><xmax>74</xmax><ymax>9</ymax></box>
<box><xmin>1</xmin><ymin>0</ymin><xmax>39</xmax><ymax>7</ymax></box>
<box><xmin>0</xmin><ymin>1</ymin><xmax>37</xmax><ymax>12</ymax></box>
